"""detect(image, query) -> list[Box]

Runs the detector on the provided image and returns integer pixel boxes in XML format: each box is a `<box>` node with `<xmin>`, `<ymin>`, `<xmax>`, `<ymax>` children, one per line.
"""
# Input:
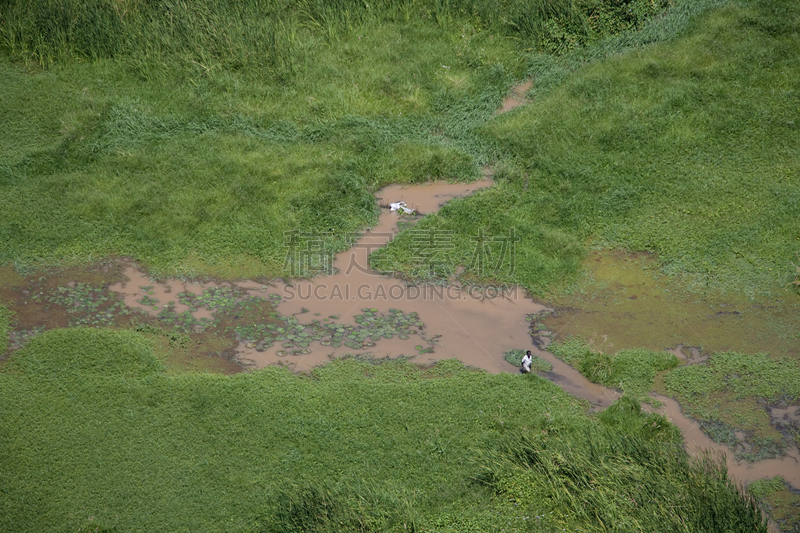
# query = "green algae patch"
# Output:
<box><xmin>9</xmin><ymin>327</ymin><xmax>164</xmax><ymax>378</ymax></box>
<box><xmin>749</xmin><ymin>477</ymin><xmax>800</xmax><ymax>533</ymax></box>
<box><xmin>544</xmin><ymin>250</ymin><xmax>800</xmax><ymax>359</ymax></box>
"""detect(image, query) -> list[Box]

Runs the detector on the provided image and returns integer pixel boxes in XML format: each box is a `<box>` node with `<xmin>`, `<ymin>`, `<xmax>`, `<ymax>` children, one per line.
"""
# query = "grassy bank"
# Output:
<box><xmin>0</xmin><ymin>0</ymin><xmax>669</xmax><ymax>278</ymax></box>
<box><xmin>374</xmin><ymin>0</ymin><xmax>800</xmax><ymax>296</ymax></box>
<box><xmin>3</xmin><ymin>0</ymin><xmax>796</xmax><ymax>296</ymax></box>
<box><xmin>0</xmin><ymin>328</ymin><xmax>767</xmax><ymax>532</ymax></box>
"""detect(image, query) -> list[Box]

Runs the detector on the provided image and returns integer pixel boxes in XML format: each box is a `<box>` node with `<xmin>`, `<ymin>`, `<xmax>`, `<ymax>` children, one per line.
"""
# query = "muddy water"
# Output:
<box><xmin>771</xmin><ymin>406</ymin><xmax>800</xmax><ymax>424</ymax></box>
<box><xmin>236</xmin><ymin>179</ymin><xmax>551</xmax><ymax>372</ymax></box>
<box><xmin>498</xmin><ymin>80</ymin><xmax>533</xmax><ymax>114</ymax></box>
<box><xmin>667</xmin><ymin>344</ymin><xmax>708</xmax><ymax>365</ymax></box>
<box><xmin>109</xmin><ymin>265</ymin><xmax>215</xmax><ymax>321</ymax></box>
<box><xmin>107</xmin><ymin>179</ymin><xmax>547</xmax><ymax>374</ymax></box>
<box><xmin>650</xmin><ymin>395</ymin><xmax>800</xmax><ymax>487</ymax></box>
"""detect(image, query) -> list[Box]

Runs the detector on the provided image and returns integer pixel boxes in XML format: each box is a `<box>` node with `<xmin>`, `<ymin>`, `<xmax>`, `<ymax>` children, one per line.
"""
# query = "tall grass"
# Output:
<box><xmin>0</xmin><ymin>0</ymin><xmax>603</xmax><ymax>70</ymax></box>
<box><xmin>2</xmin><ymin>0</ymin><xmax>797</xmax><ymax>293</ymax></box>
<box><xmin>481</xmin><ymin>401</ymin><xmax>768</xmax><ymax>532</ymax></box>
<box><xmin>0</xmin><ymin>0</ymin><xmax>675</xmax><ymax>278</ymax></box>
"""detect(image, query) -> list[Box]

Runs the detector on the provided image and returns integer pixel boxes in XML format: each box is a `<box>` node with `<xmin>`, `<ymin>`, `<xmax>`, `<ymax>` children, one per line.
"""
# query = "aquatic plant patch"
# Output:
<box><xmin>749</xmin><ymin>476</ymin><xmax>800</xmax><ymax>533</ymax></box>
<box><xmin>235</xmin><ymin>308</ymin><xmax>431</xmax><ymax>352</ymax></box>
<box><xmin>664</xmin><ymin>351</ymin><xmax>800</xmax><ymax>461</ymax></box>
<box><xmin>7</xmin><ymin>327</ymin><xmax>44</xmax><ymax>352</ymax></box>
<box><xmin>40</xmin><ymin>283</ymin><xmax>134</xmax><ymax>327</ymax></box>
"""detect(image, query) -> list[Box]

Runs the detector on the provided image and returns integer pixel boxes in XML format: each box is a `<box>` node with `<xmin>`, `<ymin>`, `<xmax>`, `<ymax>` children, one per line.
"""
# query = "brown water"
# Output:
<box><xmin>651</xmin><ymin>395</ymin><xmax>800</xmax><ymax>487</ymax></box>
<box><xmin>234</xmin><ymin>179</ymin><xmax>551</xmax><ymax>372</ymax></box>
<box><xmin>667</xmin><ymin>344</ymin><xmax>708</xmax><ymax>365</ymax></box>
<box><xmin>771</xmin><ymin>406</ymin><xmax>800</xmax><ymax>424</ymax></box>
<box><xmin>105</xmin><ymin>179</ymin><xmax>548</xmax><ymax>374</ymax></box>
<box><xmin>498</xmin><ymin>80</ymin><xmax>533</xmax><ymax>114</ymax></box>
<box><xmin>109</xmin><ymin>264</ymin><xmax>215</xmax><ymax>321</ymax></box>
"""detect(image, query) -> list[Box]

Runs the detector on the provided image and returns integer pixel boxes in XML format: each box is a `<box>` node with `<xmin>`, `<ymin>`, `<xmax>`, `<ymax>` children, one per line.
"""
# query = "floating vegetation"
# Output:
<box><xmin>138</xmin><ymin>295</ymin><xmax>159</xmax><ymax>307</ymax></box>
<box><xmin>235</xmin><ymin>308</ymin><xmax>428</xmax><ymax>353</ymax></box>
<box><xmin>156</xmin><ymin>304</ymin><xmax>213</xmax><ymax>333</ymax></box>
<box><xmin>43</xmin><ymin>283</ymin><xmax>132</xmax><ymax>327</ymax></box>
<box><xmin>177</xmin><ymin>286</ymin><xmax>244</xmax><ymax>313</ymax></box>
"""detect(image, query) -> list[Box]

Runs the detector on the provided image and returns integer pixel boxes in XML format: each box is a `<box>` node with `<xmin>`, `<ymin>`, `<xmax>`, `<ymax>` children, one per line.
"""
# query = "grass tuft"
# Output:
<box><xmin>10</xmin><ymin>327</ymin><xmax>164</xmax><ymax>378</ymax></box>
<box><xmin>549</xmin><ymin>336</ymin><xmax>679</xmax><ymax>397</ymax></box>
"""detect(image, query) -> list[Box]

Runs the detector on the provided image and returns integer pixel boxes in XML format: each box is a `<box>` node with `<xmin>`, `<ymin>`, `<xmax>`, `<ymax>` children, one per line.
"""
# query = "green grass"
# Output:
<box><xmin>3</xmin><ymin>0</ymin><xmax>789</xmax><ymax>290</ymax></box>
<box><xmin>9</xmin><ymin>327</ymin><xmax>164</xmax><ymax>378</ymax></box>
<box><xmin>376</xmin><ymin>0</ymin><xmax>800</xmax><ymax>296</ymax></box>
<box><xmin>0</xmin><ymin>302</ymin><xmax>12</xmax><ymax>355</ymax></box>
<box><xmin>0</xmin><ymin>328</ymin><xmax>767</xmax><ymax>532</ymax></box>
<box><xmin>0</xmin><ymin>5</ymin><xmax>520</xmax><ymax>276</ymax></box>
<box><xmin>549</xmin><ymin>336</ymin><xmax>680</xmax><ymax>398</ymax></box>
<box><xmin>482</xmin><ymin>396</ymin><xmax>765</xmax><ymax>532</ymax></box>
<box><xmin>0</xmin><ymin>0</ymin><xmax>795</xmax><ymax>530</ymax></box>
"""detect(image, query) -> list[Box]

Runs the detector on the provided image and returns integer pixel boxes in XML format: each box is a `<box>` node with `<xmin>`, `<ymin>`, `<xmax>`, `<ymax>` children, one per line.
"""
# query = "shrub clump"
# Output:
<box><xmin>10</xmin><ymin>327</ymin><xmax>163</xmax><ymax>378</ymax></box>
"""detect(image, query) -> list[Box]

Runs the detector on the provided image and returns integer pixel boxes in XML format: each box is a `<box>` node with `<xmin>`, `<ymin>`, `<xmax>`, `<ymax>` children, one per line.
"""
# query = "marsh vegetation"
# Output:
<box><xmin>1</xmin><ymin>0</ymin><xmax>800</xmax><ymax>530</ymax></box>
